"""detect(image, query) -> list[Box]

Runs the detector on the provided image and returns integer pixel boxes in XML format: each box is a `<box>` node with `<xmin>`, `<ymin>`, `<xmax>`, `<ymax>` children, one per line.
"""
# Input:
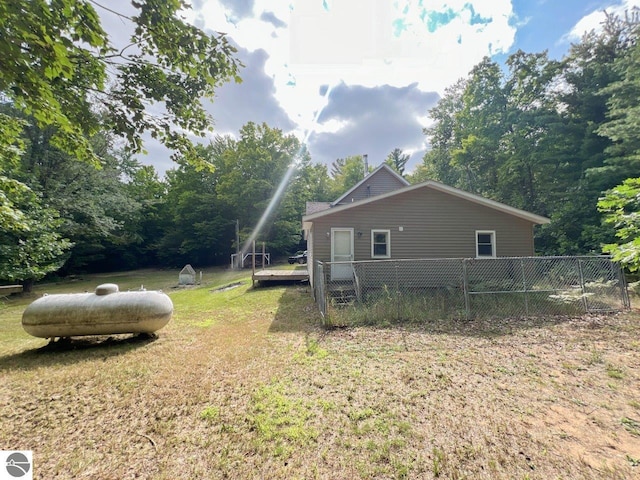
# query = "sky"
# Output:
<box><xmin>100</xmin><ymin>0</ymin><xmax>640</xmax><ymax>176</ymax></box>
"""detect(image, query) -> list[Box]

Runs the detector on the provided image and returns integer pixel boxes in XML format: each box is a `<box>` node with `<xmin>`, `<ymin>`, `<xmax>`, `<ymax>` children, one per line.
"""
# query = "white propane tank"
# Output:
<box><xmin>22</xmin><ymin>283</ymin><xmax>173</xmax><ymax>338</ymax></box>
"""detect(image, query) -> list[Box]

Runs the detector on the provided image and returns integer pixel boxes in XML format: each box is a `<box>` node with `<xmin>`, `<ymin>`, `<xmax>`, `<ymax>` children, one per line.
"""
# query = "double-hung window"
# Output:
<box><xmin>475</xmin><ymin>230</ymin><xmax>496</xmax><ymax>258</ymax></box>
<box><xmin>371</xmin><ymin>229</ymin><xmax>391</xmax><ymax>258</ymax></box>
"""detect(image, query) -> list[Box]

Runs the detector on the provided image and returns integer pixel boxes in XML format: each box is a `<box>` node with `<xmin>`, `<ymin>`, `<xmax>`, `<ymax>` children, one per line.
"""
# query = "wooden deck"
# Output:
<box><xmin>252</xmin><ymin>269</ymin><xmax>309</xmax><ymax>284</ymax></box>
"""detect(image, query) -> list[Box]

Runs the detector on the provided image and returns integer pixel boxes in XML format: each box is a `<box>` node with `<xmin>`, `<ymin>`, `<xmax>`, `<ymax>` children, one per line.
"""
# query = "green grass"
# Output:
<box><xmin>622</xmin><ymin>417</ymin><xmax>640</xmax><ymax>436</ymax></box>
<box><xmin>199</xmin><ymin>406</ymin><xmax>221</xmax><ymax>422</ymax></box>
<box><xmin>248</xmin><ymin>379</ymin><xmax>319</xmax><ymax>458</ymax></box>
<box><xmin>606</xmin><ymin>363</ymin><xmax>625</xmax><ymax>379</ymax></box>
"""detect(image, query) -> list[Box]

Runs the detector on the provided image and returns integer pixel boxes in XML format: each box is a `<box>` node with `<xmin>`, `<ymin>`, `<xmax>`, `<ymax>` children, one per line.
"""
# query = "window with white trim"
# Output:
<box><xmin>371</xmin><ymin>229</ymin><xmax>391</xmax><ymax>258</ymax></box>
<box><xmin>476</xmin><ymin>230</ymin><xmax>496</xmax><ymax>258</ymax></box>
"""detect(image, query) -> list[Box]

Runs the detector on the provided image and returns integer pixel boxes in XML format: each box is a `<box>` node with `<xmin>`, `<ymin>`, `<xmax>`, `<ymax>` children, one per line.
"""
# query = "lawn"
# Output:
<box><xmin>1</xmin><ymin>267</ymin><xmax>639</xmax><ymax>479</ymax></box>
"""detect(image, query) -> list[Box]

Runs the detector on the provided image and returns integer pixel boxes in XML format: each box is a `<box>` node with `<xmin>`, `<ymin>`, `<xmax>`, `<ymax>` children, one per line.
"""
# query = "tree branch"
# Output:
<box><xmin>88</xmin><ymin>0</ymin><xmax>133</xmax><ymax>22</ymax></box>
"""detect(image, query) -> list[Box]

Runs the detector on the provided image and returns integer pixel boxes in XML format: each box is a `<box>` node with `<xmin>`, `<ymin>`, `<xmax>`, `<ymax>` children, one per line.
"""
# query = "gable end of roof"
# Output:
<box><xmin>331</xmin><ymin>163</ymin><xmax>410</xmax><ymax>206</ymax></box>
<box><xmin>303</xmin><ymin>180</ymin><xmax>550</xmax><ymax>225</ymax></box>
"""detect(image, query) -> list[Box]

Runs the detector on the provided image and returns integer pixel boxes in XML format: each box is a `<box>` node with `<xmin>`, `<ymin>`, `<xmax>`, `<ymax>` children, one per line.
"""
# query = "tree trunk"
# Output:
<box><xmin>21</xmin><ymin>278</ymin><xmax>34</xmax><ymax>294</ymax></box>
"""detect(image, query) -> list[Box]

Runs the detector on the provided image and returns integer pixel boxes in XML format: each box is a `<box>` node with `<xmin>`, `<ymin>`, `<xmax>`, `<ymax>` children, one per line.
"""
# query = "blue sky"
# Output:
<box><xmin>509</xmin><ymin>0</ymin><xmax>622</xmax><ymax>58</ymax></box>
<box><xmin>98</xmin><ymin>0</ymin><xmax>640</xmax><ymax>175</ymax></box>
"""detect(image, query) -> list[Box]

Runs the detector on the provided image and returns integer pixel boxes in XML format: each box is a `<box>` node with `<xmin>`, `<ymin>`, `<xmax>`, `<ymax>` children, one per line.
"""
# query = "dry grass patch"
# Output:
<box><xmin>299</xmin><ymin>314</ymin><xmax>640</xmax><ymax>479</ymax></box>
<box><xmin>1</xmin><ymin>269</ymin><xmax>639</xmax><ymax>479</ymax></box>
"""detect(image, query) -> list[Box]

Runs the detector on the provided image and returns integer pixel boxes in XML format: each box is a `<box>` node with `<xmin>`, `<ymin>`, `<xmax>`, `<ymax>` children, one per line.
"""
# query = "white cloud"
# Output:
<box><xmin>177</xmin><ymin>1</ymin><xmax>520</xmax><ymax>172</ymax></box>
<box><xmin>312</xmin><ymin>118</ymin><xmax>352</xmax><ymax>135</ymax></box>
<box><xmin>286</xmin><ymin>0</ymin><xmax>517</xmax><ymax>92</ymax></box>
<box><xmin>563</xmin><ymin>0</ymin><xmax>640</xmax><ymax>43</ymax></box>
<box><xmin>190</xmin><ymin>0</ymin><xmax>518</xmax><ymax>132</ymax></box>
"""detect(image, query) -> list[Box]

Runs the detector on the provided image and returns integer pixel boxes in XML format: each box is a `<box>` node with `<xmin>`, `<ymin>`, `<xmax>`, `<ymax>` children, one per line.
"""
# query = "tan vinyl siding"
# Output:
<box><xmin>307</xmin><ymin>230</ymin><xmax>314</xmax><ymax>286</ymax></box>
<box><xmin>312</xmin><ymin>187</ymin><xmax>536</xmax><ymax>262</ymax></box>
<box><xmin>334</xmin><ymin>169</ymin><xmax>407</xmax><ymax>205</ymax></box>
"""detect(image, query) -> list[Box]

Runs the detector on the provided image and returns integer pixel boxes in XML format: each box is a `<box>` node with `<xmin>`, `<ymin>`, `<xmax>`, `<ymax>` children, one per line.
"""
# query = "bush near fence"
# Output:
<box><xmin>313</xmin><ymin>256</ymin><xmax>629</xmax><ymax>326</ymax></box>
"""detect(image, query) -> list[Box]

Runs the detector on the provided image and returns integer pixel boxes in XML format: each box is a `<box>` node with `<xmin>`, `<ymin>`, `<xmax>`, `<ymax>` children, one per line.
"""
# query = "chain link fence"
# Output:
<box><xmin>313</xmin><ymin>256</ymin><xmax>630</xmax><ymax>325</ymax></box>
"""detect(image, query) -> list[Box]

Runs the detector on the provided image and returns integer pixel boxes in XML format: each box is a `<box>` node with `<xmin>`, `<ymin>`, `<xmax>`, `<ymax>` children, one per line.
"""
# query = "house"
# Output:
<box><xmin>302</xmin><ymin>164</ymin><xmax>550</xmax><ymax>287</ymax></box>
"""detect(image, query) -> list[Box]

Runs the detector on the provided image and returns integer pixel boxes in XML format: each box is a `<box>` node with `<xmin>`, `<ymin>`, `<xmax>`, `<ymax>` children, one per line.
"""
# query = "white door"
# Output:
<box><xmin>331</xmin><ymin>228</ymin><xmax>354</xmax><ymax>280</ymax></box>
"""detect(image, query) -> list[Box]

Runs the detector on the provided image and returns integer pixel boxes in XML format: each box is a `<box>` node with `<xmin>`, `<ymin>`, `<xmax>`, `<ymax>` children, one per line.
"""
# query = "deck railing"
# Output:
<box><xmin>313</xmin><ymin>256</ymin><xmax>629</xmax><ymax>324</ymax></box>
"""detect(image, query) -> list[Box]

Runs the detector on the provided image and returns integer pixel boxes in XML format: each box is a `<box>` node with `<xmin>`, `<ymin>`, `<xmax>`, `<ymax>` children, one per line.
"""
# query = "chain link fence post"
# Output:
<box><xmin>520</xmin><ymin>258</ymin><xmax>529</xmax><ymax>316</ymax></box>
<box><xmin>620</xmin><ymin>263</ymin><xmax>631</xmax><ymax>309</ymax></box>
<box><xmin>395</xmin><ymin>263</ymin><xmax>400</xmax><ymax>321</ymax></box>
<box><xmin>462</xmin><ymin>259</ymin><xmax>470</xmax><ymax>320</ymax></box>
<box><xmin>577</xmin><ymin>258</ymin><xmax>588</xmax><ymax>313</ymax></box>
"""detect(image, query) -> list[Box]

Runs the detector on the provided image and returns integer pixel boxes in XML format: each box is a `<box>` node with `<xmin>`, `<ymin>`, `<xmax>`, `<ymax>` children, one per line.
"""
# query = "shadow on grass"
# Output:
<box><xmin>267</xmin><ymin>283</ymin><xmax>320</xmax><ymax>334</ymax></box>
<box><xmin>0</xmin><ymin>333</ymin><xmax>158</xmax><ymax>372</ymax></box>
<box><xmin>323</xmin><ymin>308</ymin><xmax>616</xmax><ymax>339</ymax></box>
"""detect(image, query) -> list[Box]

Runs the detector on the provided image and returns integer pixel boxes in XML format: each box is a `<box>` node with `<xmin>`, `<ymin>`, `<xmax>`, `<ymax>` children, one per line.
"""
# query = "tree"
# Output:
<box><xmin>158</xmin><ymin>156</ymin><xmax>233</xmax><ymax>266</ymax></box>
<box><xmin>384</xmin><ymin>148</ymin><xmax>409</xmax><ymax>176</ymax></box>
<box><xmin>598</xmin><ymin>178</ymin><xmax>640</xmax><ymax>271</ymax></box>
<box><xmin>299</xmin><ymin>162</ymin><xmax>333</xmax><ymax>203</ymax></box>
<box><xmin>451</xmin><ymin>57</ymin><xmax>507</xmax><ymax>197</ymax></box>
<box><xmin>0</xmin><ymin>177</ymin><xmax>71</xmax><ymax>291</ymax></box>
<box><xmin>209</xmin><ymin>122</ymin><xmax>309</xmax><ymax>256</ymax></box>
<box><xmin>593</xmin><ymin>23</ymin><xmax>640</xmax><ymax>268</ymax></box>
<box><xmin>499</xmin><ymin>50</ymin><xmax>564</xmax><ymax>213</ymax></box>
<box><xmin>116</xmin><ymin>161</ymin><xmax>168</xmax><ymax>268</ymax></box>
<box><xmin>328</xmin><ymin>155</ymin><xmax>369</xmax><ymax>198</ymax></box>
<box><xmin>0</xmin><ymin>0</ymin><xmax>241</xmax><ymax>167</ymax></box>
<box><xmin>411</xmin><ymin>79</ymin><xmax>466</xmax><ymax>185</ymax></box>
<box><xmin>418</xmin><ymin>59</ymin><xmax>508</xmax><ymax>196</ymax></box>
<box><xmin>0</xmin><ymin>106</ymin><xmax>28</xmax><ymax>233</ymax></box>
<box><xmin>536</xmin><ymin>13</ymin><xmax>637</xmax><ymax>255</ymax></box>
<box><xmin>12</xmin><ymin>118</ymin><xmax>146</xmax><ymax>273</ymax></box>
<box><xmin>417</xmin><ymin>17</ymin><xmax>638</xmax><ymax>255</ymax></box>
<box><xmin>0</xmin><ymin>106</ymin><xmax>72</xmax><ymax>287</ymax></box>
<box><xmin>157</xmin><ymin>127</ymin><xmax>330</xmax><ymax>265</ymax></box>
<box><xmin>597</xmin><ymin>24</ymin><xmax>640</xmax><ymax>181</ymax></box>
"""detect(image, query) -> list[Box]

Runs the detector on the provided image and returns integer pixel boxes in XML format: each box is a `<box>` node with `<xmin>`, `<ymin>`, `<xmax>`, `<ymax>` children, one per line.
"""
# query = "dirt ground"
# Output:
<box><xmin>1</xmin><ymin>283</ymin><xmax>639</xmax><ymax>479</ymax></box>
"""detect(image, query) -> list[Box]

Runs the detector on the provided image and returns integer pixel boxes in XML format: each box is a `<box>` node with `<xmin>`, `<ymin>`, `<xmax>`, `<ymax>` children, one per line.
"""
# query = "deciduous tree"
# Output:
<box><xmin>598</xmin><ymin>178</ymin><xmax>640</xmax><ymax>271</ymax></box>
<box><xmin>328</xmin><ymin>155</ymin><xmax>369</xmax><ymax>199</ymax></box>
<box><xmin>0</xmin><ymin>0</ymin><xmax>241</xmax><ymax>166</ymax></box>
<box><xmin>0</xmin><ymin>178</ymin><xmax>71</xmax><ymax>291</ymax></box>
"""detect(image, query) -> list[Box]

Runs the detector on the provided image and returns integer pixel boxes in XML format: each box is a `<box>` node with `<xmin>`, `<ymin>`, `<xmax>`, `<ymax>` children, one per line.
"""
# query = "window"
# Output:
<box><xmin>476</xmin><ymin>231</ymin><xmax>496</xmax><ymax>258</ymax></box>
<box><xmin>371</xmin><ymin>229</ymin><xmax>391</xmax><ymax>258</ymax></box>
